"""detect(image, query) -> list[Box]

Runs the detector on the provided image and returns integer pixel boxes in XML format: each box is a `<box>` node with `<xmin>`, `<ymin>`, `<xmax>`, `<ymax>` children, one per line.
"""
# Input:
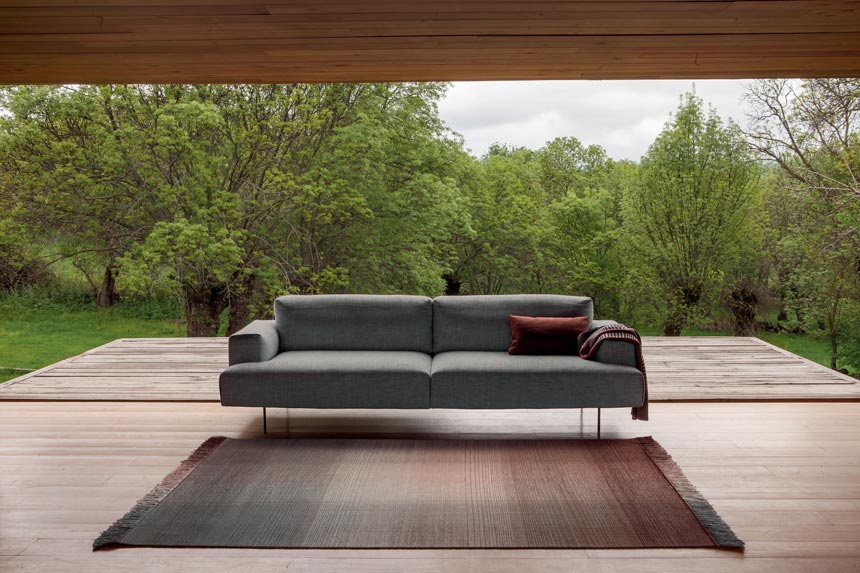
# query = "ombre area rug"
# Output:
<box><xmin>94</xmin><ymin>437</ymin><xmax>743</xmax><ymax>551</ymax></box>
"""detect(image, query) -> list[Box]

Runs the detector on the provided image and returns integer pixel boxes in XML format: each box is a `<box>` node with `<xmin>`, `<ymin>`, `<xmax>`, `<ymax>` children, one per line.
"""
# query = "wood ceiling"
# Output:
<box><xmin>1</xmin><ymin>1</ymin><xmax>859</xmax><ymax>84</ymax></box>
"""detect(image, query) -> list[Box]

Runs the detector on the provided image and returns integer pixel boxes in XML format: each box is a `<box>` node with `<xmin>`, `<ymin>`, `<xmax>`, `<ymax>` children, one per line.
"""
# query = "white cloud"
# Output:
<box><xmin>437</xmin><ymin>80</ymin><xmax>750</xmax><ymax>161</ymax></box>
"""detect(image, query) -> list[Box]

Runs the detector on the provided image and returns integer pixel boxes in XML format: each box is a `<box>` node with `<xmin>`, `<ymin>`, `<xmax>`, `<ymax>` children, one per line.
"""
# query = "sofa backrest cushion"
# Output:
<box><xmin>275</xmin><ymin>294</ymin><xmax>433</xmax><ymax>353</ymax></box>
<box><xmin>432</xmin><ymin>294</ymin><xmax>593</xmax><ymax>353</ymax></box>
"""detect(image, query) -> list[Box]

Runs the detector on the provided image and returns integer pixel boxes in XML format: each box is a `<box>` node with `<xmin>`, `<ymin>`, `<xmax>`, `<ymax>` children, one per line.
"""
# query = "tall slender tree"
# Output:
<box><xmin>623</xmin><ymin>92</ymin><xmax>760</xmax><ymax>335</ymax></box>
<box><xmin>745</xmin><ymin>79</ymin><xmax>860</xmax><ymax>369</ymax></box>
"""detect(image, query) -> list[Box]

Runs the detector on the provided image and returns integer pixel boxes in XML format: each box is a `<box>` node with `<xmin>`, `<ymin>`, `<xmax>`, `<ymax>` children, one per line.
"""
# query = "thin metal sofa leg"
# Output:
<box><xmin>597</xmin><ymin>408</ymin><xmax>601</xmax><ymax>439</ymax></box>
<box><xmin>263</xmin><ymin>407</ymin><xmax>267</xmax><ymax>436</ymax></box>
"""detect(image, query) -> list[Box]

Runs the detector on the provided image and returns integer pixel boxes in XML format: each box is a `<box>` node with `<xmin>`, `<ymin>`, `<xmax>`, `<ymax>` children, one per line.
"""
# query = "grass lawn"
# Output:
<box><xmin>0</xmin><ymin>297</ymin><xmax>184</xmax><ymax>384</ymax></box>
<box><xmin>757</xmin><ymin>331</ymin><xmax>837</xmax><ymax>370</ymax></box>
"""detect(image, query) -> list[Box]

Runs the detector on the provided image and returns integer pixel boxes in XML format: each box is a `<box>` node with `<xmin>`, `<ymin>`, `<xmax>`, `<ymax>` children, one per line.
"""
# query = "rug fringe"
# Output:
<box><xmin>638</xmin><ymin>436</ymin><xmax>745</xmax><ymax>550</ymax></box>
<box><xmin>92</xmin><ymin>436</ymin><xmax>228</xmax><ymax>551</ymax></box>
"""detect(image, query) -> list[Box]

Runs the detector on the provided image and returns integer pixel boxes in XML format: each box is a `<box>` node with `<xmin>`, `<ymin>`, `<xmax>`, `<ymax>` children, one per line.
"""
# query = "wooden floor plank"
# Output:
<box><xmin>0</xmin><ymin>337</ymin><xmax>857</xmax><ymax>401</ymax></box>
<box><xmin>1</xmin><ymin>402</ymin><xmax>860</xmax><ymax>571</ymax></box>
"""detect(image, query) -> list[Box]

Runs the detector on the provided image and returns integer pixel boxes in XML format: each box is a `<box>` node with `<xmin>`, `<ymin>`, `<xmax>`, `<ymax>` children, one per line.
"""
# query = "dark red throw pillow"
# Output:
<box><xmin>507</xmin><ymin>315</ymin><xmax>589</xmax><ymax>355</ymax></box>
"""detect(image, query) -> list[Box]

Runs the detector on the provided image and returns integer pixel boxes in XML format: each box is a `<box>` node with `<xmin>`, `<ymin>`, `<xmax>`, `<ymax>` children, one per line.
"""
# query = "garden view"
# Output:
<box><xmin>0</xmin><ymin>80</ymin><xmax>858</xmax><ymax>383</ymax></box>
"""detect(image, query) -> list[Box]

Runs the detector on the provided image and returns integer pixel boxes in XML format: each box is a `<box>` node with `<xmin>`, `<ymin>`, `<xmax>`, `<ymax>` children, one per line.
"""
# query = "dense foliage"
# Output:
<box><xmin>0</xmin><ymin>81</ymin><xmax>857</xmax><ymax>373</ymax></box>
<box><xmin>623</xmin><ymin>94</ymin><xmax>762</xmax><ymax>336</ymax></box>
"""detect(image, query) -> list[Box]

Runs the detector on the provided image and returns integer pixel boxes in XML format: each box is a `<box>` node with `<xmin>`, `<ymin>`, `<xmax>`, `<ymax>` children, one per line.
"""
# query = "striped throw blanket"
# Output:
<box><xmin>578</xmin><ymin>324</ymin><xmax>648</xmax><ymax>421</ymax></box>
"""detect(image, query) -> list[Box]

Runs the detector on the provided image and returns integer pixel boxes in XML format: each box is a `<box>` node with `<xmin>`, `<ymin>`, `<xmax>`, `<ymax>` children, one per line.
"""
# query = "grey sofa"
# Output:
<box><xmin>219</xmin><ymin>294</ymin><xmax>646</xmax><ymax>433</ymax></box>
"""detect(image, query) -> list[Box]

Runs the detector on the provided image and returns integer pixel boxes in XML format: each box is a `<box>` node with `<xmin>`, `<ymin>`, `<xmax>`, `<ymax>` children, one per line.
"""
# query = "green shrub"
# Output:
<box><xmin>838</xmin><ymin>300</ymin><xmax>860</xmax><ymax>375</ymax></box>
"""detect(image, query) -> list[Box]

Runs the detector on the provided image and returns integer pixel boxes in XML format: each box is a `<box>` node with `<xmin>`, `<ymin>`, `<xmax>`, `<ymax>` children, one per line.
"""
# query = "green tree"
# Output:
<box><xmin>538</xmin><ymin>138</ymin><xmax>624</xmax><ymax>315</ymax></box>
<box><xmin>0</xmin><ymin>85</ymin><xmax>160</xmax><ymax>306</ymax></box>
<box><xmin>297</xmin><ymin>83</ymin><xmax>473</xmax><ymax>297</ymax></box>
<box><xmin>450</xmin><ymin>137</ymin><xmax>626</xmax><ymax>307</ymax></box>
<box><xmin>109</xmin><ymin>84</ymin><xmax>263</xmax><ymax>335</ymax></box>
<box><xmin>539</xmin><ymin>137</ymin><xmax>613</xmax><ymax>200</ymax></box>
<box><xmin>745</xmin><ymin>79</ymin><xmax>860</xmax><ymax>369</ymax></box>
<box><xmin>115</xmin><ymin>83</ymin><xmax>464</xmax><ymax>334</ymax></box>
<box><xmin>452</xmin><ymin>145</ymin><xmax>545</xmax><ymax>294</ymax></box>
<box><xmin>623</xmin><ymin>92</ymin><xmax>760</xmax><ymax>336</ymax></box>
<box><xmin>0</xmin><ymin>217</ymin><xmax>42</xmax><ymax>291</ymax></box>
<box><xmin>1</xmin><ymin>83</ymin><xmax>468</xmax><ymax>336</ymax></box>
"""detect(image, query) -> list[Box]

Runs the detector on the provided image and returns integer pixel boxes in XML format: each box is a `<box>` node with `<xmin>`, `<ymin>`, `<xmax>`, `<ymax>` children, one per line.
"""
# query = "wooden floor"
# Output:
<box><xmin>1</xmin><ymin>336</ymin><xmax>858</xmax><ymax>402</ymax></box>
<box><xmin>2</xmin><ymin>401</ymin><xmax>860</xmax><ymax>572</ymax></box>
<box><xmin>3</xmin><ymin>338</ymin><xmax>858</xmax><ymax>571</ymax></box>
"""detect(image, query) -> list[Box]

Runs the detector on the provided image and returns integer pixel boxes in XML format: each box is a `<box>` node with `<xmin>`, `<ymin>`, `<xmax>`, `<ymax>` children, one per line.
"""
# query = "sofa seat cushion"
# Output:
<box><xmin>430</xmin><ymin>351</ymin><xmax>644</xmax><ymax>409</ymax></box>
<box><xmin>220</xmin><ymin>351</ymin><xmax>431</xmax><ymax>409</ymax></box>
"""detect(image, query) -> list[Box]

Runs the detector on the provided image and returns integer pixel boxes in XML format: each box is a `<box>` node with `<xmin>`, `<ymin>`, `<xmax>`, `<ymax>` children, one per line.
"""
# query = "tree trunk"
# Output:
<box><xmin>226</xmin><ymin>275</ymin><xmax>257</xmax><ymax>336</ymax></box>
<box><xmin>185</xmin><ymin>285</ymin><xmax>226</xmax><ymax>337</ymax></box>
<box><xmin>662</xmin><ymin>286</ymin><xmax>701</xmax><ymax>336</ymax></box>
<box><xmin>777</xmin><ymin>300</ymin><xmax>788</xmax><ymax>323</ymax></box>
<box><xmin>776</xmin><ymin>271</ymin><xmax>789</xmax><ymax>323</ymax></box>
<box><xmin>730</xmin><ymin>286</ymin><xmax>758</xmax><ymax>336</ymax></box>
<box><xmin>226</xmin><ymin>293</ymin><xmax>252</xmax><ymax>336</ymax></box>
<box><xmin>830</xmin><ymin>333</ymin><xmax>838</xmax><ymax>371</ymax></box>
<box><xmin>97</xmin><ymin>263</ymin><xmax>117</xmax><ymax>308</ymax></box>
<box><xmin>443</xmin><ymin>273</ymin><xmax>462</xmax><ymax>296</ymax></box>
<box><xmin>827</xmin><ymin>300</ymin><xmax>840</xmax><ymax>371</ymax></box>
<box><xmin>662</xmin><ymin>309</ymin><xmax>684</xmax><ymax>336</ymax></box>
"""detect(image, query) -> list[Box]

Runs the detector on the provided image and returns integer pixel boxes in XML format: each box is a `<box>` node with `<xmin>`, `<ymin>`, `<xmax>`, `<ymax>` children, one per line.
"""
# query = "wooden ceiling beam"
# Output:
<box><xmin>1</xmin><ymin>0</ymin><xmax>859</xmax><ymax>83</ymax></box>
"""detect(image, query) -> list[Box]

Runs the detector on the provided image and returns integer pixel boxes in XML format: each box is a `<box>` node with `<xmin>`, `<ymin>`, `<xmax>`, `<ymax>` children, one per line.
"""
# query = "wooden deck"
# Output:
<box><xmin>0</xmin><ymin>336</ymin><xmax>857</xmax><ymax>402</ymax></box>
<box><xmin>2</xmin><ymin>401</ymin><xmax>860</xmax><ymax>571</ymax></box>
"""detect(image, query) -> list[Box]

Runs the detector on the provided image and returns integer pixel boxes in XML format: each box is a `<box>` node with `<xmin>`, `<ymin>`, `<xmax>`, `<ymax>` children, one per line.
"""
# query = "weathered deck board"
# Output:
<box><xmin>0</xmin><ymin>336</ymin><xmax>857</xmax><ymax>401</ymax></box>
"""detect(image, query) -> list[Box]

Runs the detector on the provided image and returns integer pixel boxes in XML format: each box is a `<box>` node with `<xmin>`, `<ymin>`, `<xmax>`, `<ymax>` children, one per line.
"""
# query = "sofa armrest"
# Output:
<box><xmin>587</xmin><ymin>320</ymin><xmax>638</xmax><ymax>369</ymax></box>
<box><xmin>228</xmin><ymin>320</ymin><xmax>279</xmax><ymax>366</ymax></box>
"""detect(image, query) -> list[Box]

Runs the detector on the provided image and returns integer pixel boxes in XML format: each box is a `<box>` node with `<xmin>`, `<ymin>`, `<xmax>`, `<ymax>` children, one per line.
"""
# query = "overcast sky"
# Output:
<box><xmin>437</xmin><ymin>80</ymin><xmax>750</xmax><ymax>161</ymax></box>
